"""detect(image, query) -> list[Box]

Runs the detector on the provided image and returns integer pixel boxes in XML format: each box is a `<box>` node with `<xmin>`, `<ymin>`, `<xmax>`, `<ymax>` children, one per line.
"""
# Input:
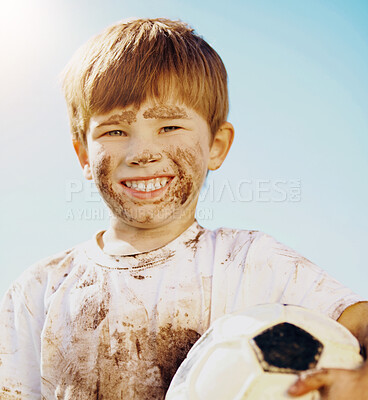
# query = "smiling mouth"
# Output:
<box><xmin>121</xmin><ymin>177</ymin><xmax>172</xmax><ymax>192</ymax></box>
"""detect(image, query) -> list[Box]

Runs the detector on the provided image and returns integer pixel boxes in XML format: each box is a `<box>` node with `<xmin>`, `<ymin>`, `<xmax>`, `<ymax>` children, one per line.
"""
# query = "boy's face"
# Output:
<box><xmin>76</xmin><ymin>99</ymin><xmax>233</xmax><ymax>230</ymax></box>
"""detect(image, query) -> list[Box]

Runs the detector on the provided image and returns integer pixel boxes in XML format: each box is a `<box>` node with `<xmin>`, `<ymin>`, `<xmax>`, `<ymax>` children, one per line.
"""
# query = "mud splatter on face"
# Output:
<box><xmin>92</xmin><ymin>137</ymin><xmax>207</xmax><ymax>227</ymax></box>
<box><xmin>94</xmin><ymin>151</ymin><xmax>111</xmax><ymax>187</ymax></box>
<box><xmin>93</xmin><ymin>152</ymin><xmax>139</xmax><ymax>223</ymax></box>
<box><xmin>171</xmin><ymin>157</ymin><xmax>193</xmax><ymax>205</ymax></box>
<box><xmin>164</xmin><ymin>145</ymin><xmax>206</xmax><ymax>206</ymax></box>
<box><xmin>143</xmin><ymin>105</ymin><xmax>189</xmax><ymax>120</ymax></box>
<box><xmin>100</xmin><ymin>110</ymin><xmax>137</xmax><ymax>125</ymax></box>
<box><xmin>88</xmin><ymin>89</ymin><xmax>215</xmax><ymax>231</ymax></box>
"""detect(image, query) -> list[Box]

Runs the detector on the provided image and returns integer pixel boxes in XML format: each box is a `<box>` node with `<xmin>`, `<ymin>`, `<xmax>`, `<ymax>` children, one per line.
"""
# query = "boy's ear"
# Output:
<box><xmin>73</xmin><ymin>140</ymin><xmax>92</xmax><ymax>180</ymax></box>
<box><xmin>208</xmin><ymin>122</ymin><xmax>234</xmax><ymax>171</ymax></box>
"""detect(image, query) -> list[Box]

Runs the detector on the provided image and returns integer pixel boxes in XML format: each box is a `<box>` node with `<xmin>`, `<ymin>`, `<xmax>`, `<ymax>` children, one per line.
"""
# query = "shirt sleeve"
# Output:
<box><xmin>244</xmin><ymin>233</ymin><xmax>363</xmax><ymax>320</ymax></box>
<box><xmin>0</xmin><ymin>273</ymin><xmax>44</xmax><ymax>399</ymax></box>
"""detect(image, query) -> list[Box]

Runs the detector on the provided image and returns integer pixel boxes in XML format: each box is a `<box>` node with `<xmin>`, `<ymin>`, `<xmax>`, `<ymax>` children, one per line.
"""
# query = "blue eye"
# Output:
<box><xmin>161</xmin><ymin>126</ymin><xmax>180</xmax><ymax>133</ymax></box>
<box><xmin>106</xmin><ymin>130</ymin><xmax>125</xmax><ymax>136</ymax></box>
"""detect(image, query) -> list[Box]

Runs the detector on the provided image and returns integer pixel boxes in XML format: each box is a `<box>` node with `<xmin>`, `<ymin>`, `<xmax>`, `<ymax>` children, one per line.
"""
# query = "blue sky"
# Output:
<box><xmin>0</xmin><ymin>0</ymin><xmax>367</xmax><ymax>298</ymax></box>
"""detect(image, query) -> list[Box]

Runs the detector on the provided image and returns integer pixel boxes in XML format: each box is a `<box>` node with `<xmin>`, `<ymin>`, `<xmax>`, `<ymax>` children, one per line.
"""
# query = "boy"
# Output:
<box><xmin>0</xmin><ymin>18</ymin><xmax>367</xmax><ymax>399</ymax></box>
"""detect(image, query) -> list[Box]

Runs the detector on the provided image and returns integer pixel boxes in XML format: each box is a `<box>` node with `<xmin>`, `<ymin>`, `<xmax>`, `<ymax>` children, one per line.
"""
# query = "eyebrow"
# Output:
<box><xmin>143</xmin><ymin>105</ymin><xmax>189</xmax><ymax>120</ymax></box>
<box><xmin>96</xmin><ymin>111</ymin><xmax>137</xmax><ymax>127</ymax></box>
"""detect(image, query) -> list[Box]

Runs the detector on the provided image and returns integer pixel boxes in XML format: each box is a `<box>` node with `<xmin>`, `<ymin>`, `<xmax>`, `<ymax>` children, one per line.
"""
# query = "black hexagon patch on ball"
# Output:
<box><xmin>250</xmin><ymin>322</ymin><xmax>323</xmax><ymax>373</ymax></box>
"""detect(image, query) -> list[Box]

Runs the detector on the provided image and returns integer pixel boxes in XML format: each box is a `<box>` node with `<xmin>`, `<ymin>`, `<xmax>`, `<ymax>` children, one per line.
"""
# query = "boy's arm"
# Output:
<box><xmin>288</xmin><ymin>301</ymin><xmax>368</xmax><ymax>399</ymax></box>
<box><xmin>0</xmin><ymin>277</ymin><xmax>44</xmax><ymax>399</ymax></box>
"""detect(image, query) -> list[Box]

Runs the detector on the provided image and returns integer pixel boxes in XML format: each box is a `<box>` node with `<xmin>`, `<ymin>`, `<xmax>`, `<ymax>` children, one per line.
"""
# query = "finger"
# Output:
<box><xmin>288</xmin><ymin>370</ymin><xmax>333</xmax><ymax>396</ymax></box>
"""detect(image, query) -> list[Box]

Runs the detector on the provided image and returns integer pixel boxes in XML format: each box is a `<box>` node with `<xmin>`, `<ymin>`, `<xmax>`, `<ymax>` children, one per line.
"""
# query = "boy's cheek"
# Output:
<box><xmin>165</xmin><ymin>142</ymin><xmax>206</xmax><ymax>174</ymax></box>
<box><xmin>90</xmin><ymin>150</ymin><xmax>114</xmax><ymax>185</ymax></box>
<box><xmin>170</xmin><ymin>150</ymin><xmax>207</xmax><ymax>206</ymax></box>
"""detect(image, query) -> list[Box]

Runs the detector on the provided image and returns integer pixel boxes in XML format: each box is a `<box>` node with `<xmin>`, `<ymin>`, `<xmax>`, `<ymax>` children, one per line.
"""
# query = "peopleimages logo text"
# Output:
<box><xmin>65</xmin><ymin>178</ymin><xmax>302</xmax><ymax>204</ymax></box>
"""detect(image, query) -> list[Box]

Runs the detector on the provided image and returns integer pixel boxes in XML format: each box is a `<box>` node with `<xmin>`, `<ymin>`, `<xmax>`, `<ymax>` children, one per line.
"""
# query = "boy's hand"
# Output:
<box><xmin>288</xmin><ymin>363</ymin><xmax>368</xmax><ymax>399</ymax></box>
<box><xmin>288</xmin><ymin>301</ymin><xmax>368</xmax><ymax>399</ymax></box>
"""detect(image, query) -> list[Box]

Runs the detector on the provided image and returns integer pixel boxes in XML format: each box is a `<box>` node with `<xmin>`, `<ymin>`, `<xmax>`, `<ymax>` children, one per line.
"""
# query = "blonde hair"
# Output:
<box><xmin>62</xmin><ymin>18</ymin><xmax>229</xmax><ymax>144</ymax></box>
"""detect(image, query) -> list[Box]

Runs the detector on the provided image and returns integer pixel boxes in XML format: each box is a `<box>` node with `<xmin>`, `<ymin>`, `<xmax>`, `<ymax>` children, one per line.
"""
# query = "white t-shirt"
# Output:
<box><xmin>0</xmin><ymin>222</ymin><xmax>361</xmax><ymax>399</ymax></box>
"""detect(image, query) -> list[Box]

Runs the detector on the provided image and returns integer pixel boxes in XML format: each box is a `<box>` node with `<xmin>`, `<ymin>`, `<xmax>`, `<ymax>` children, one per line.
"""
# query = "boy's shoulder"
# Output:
<box><xmin>209</xmin><ymin>225</ymin><xmax>277</xmax><ymax>257</ymax></box>
<box><xmin>4</xmin><ymin>240</ymin><xmax>91</xmax><ymax>303</ymax></box>
<box><xmin>211</xmin><ymin>226</ymin><xmax>263</xmax><ymax>243</ymax></box>
<box><xmin>174</xmin><ymin>222</ymin><xmax>265</xmax><ymax>255</ymax></box>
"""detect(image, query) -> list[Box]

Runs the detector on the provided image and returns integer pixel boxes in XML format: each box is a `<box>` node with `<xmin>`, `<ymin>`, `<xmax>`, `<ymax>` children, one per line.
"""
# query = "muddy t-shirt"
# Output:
<box><xmin>0</xmin><ymin>222</ymin><xmax>361</xmax><ymax>399</ymax></box>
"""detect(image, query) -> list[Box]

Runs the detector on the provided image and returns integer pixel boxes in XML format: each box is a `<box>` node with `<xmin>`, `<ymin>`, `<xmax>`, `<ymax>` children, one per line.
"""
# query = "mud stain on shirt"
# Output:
<box><xmin>46</xmin><ymin>318</ymin><xmax>200</xmax><ymax>399</ymax></box>
<box><xmin>156</xmin><ymin>324</ymin><xmax>200</xmax><ymax>389</ymax></box>
<box><xmin>41</xmin><ymin>268</ymin><xmax>201</xmax><ymax>399</ymax></box>
<box><xmin>79</xmin><ymin>297</ymin><xmax>110</xmax><ymax>331</ymax></box>
<box><xmin>183</xmin><ymin>229</ymin><xmax>205</xmax><ymax>252</ymax></box>
<box><xmin>132</xmin><ymin>274</ymin><xmax>146</xmax><ymax>280</ymax></box>
<box><xmin>1</xmin><ymin>384</ymin><xmax>22</xmax><ymax>399</ymax></box>
<box><xmin>129</xmin><ymin>249</ymin><xmax>176</xmax><ymax>271</ymax></box>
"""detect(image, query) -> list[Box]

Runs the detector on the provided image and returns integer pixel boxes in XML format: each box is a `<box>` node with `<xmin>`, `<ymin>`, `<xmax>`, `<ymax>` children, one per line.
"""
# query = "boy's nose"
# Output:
<box><xmin>125</xmin><ymin>150</ymin><xmax>162</xmax><ymax>166</ymax></box>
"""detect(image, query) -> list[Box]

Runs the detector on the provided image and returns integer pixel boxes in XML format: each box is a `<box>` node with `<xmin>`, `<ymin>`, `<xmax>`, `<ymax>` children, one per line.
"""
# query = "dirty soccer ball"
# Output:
<box><xmin>166</xmin><ymin>304</ymin><xmax>363</xmax><ymax>400</ymax></box>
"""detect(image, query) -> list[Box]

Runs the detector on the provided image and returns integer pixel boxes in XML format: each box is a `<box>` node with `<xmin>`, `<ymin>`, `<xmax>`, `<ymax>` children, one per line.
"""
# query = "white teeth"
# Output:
<box><xmin>137</xmin><ymin>182</ymin><xmax>146</xmax><ymax>191</ymax></box>
<box><xmin>123</xmin><ymin>177</ymin><xmax>170</xmax><ymax>192</ymax></box>
<box><xmin>147</xmin><ymin>182</ymin><xmax>155</xmax><ymax>191</ymax></box>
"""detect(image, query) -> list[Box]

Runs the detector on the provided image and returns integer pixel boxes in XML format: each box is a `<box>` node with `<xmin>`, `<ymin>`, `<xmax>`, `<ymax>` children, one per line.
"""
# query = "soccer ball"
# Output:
<box><xmin>166</xmin><ymin>304</ymin><xmax>363</xmax><ymax>400</ymax></box>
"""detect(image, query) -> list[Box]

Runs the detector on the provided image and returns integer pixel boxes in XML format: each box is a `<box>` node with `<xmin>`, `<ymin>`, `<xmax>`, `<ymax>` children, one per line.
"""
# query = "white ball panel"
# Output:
<box><xmin>220</xmin><ymin>315</ymin><xmax>268</xmax><ymax>339</ymax></box>
<box><xmin>192</xmin><ymin>343</ymin><xmax>261</xmax><ymax>400</ymax></box>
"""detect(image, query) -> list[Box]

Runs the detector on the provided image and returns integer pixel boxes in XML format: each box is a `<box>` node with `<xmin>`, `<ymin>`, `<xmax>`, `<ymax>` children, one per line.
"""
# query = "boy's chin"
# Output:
<box><xmin>108</xmin><ymin>208</ymin><xmax>191</xmax><ymax>230</ymax></box>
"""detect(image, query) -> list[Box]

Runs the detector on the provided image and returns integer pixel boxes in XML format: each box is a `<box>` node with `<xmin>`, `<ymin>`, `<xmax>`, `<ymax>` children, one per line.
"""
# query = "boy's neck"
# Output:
<box><xmin>98</xmin><ymin>216</ymin><xmax>196</xmax><ymax>255</ymax></box>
